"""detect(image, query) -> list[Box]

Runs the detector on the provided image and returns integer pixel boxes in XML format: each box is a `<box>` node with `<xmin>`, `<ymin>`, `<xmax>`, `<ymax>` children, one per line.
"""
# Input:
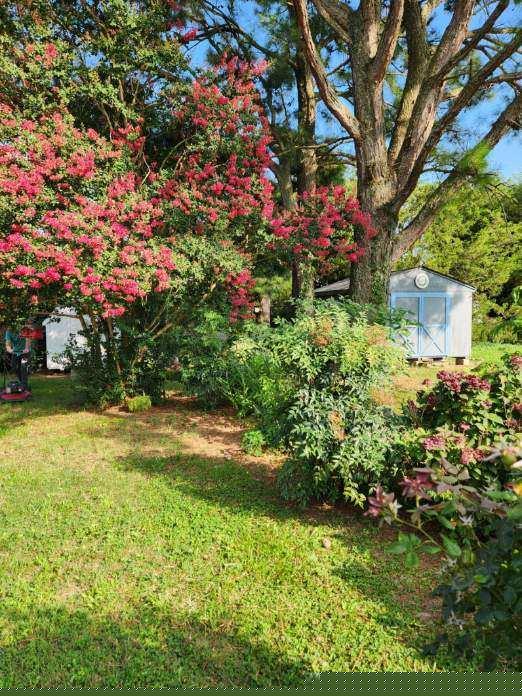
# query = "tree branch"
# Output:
<box><xmin>397</xmin><ymin>29</ymin><xmax>522</xmax><ymax>206</ymax></box>
<box><xmin>440</xmin><ymin>0</ymin><xmax>510</xmax><ymax>78</ymax></box>
<box><xmin>310</xmin><ymin>0</ymin><xmax>354</xmax><ymax>47</ymax></box>
<box><xmin>388</xmin><ymin>0</ymin><xmax>429</xmax><ymax>163</ymax></box>
<box><xmin>371</xmin><ymin>0</ymin><xmax>405</xmax><ymax>84</ymax></box>
<box><xmin>392</xmin><ymin>91</ymin><xmax>522</xmax><ymax>262</ymax></box>
<box><xmin>292</xmin><ymin>0</ymin><xmax>361</xmax><ymax>142</ymax></box>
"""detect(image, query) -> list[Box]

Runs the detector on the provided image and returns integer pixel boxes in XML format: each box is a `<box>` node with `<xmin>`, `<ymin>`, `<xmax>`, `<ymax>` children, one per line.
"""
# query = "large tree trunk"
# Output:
<box><xmin>293</xmin><ymin>43</ymin><xmax>318</xmax><ymax>303</ymax></box>
<box><xmin>291</xmin><ymin>0</ymin><xmax>521</xmax><ymax>307</ymax></box>
<box><xmin>347</xmin><ymin>15</ymin><xmax>397</xmax><ymax>305</ymax></box>
<box><xmin>349</xmin><ymin>207</ymin><xmax>396</xmax><ymax>305</ymax></box>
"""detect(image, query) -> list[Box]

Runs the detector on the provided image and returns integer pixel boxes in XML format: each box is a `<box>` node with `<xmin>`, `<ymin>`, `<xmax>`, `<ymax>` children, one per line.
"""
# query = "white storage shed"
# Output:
<box><xmin>315</xmin><ymin>266</ymin><xmax>475</xmax><ymax>360</ymax></box>
<box><xmin>43</xmin><ymin>309</ymin><xmax>87</xmax><ymax>370</ymax></box>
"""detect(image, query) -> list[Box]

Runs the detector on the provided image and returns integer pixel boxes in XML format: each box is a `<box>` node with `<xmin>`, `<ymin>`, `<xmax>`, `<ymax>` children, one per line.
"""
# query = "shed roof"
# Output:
<box><xmin>391</xmin><ymin>266</ymin><xmax>476</xmax><ymax>291</ymax></box>
<box><xmin>314</xmin><ymin>278</ymin><xmax>351</xmax><ymax>296</ymax></box>
<box><xmin>315</xmin><ymin>265</ymin><xmax>476</xmax><ymax>296</ymax></box>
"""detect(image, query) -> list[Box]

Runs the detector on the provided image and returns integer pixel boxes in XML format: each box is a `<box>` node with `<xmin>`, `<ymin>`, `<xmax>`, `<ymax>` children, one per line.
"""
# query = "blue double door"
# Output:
<box><xmin>391</xmin><ymin>293</ymin><xmax>449</xmax><ymax>358</ymax></box>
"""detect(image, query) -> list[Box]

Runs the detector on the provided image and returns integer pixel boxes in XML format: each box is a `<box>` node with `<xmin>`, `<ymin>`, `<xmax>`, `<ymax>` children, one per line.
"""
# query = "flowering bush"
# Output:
<box><xmin>0</xmin><ymin>106</ymin><xmax>170</xmax><ymax>319</ymax></box>
<box><xmin>0</xmin><ymin>48</ymin><xmax>283</xmax><ymax>404</ymax></box>
<box><xmin>410</xmin><ymin>355</ymin><xmax>521</xmax><ymax>446</ymax></box>
<box><xmin>393</xmin><ymin>355</ymin><xmax>522</xmax><ymax>488</ymax></box>
<box><xmin>388</xmin><ymin>427</ymin><xmax>503</xmax><ymax>489</ymax></box>
<box><xmin>268</xmin><ymin>186</ymin><xmax>377</xmax><ymax>276</ymax></box>
<box><xmin>366</xmin><ymin>443</ymin><xmax>522</xmax><ymax>667</ymax></box>
<box><xmin>268</xmin><ymin>300</ymin><xmax>405</xmax><ymax>506</ymax></box>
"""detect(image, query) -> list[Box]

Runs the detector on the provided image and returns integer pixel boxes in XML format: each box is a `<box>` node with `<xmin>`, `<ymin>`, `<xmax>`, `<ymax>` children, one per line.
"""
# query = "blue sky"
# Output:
<box><xmin>189</xmin><ymin>1</ymin><xmax>521</xmax><ymax>181</ymax></box>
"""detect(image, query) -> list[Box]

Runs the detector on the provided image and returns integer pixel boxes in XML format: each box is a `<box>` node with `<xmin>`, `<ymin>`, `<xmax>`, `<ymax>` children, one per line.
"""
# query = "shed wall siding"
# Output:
<box><xmin>389</xmin><ymin>269</ymin><xmax>473</xmax><ymax>358</ymax></box>
<box><xmin>449</xmin><ymin>290</ymin><xmax>473</xmax><ymax>357</ymax></box>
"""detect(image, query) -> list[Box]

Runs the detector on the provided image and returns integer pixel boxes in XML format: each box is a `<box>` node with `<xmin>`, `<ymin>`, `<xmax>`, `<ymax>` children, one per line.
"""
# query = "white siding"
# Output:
<box><xmin>389</xmin><ymin>268</ymin><xmax>474</xmax><ymax>358</ymax></box>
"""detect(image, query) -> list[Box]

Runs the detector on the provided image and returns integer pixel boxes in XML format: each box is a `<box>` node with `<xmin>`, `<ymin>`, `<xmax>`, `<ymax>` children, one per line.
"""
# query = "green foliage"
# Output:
<box><xmin>411</xmin><ymin>355</ymin><xmax>521</xmax><ymax>447</ymax></box>
<box><xmin>175</xmin><ymin>310</ymin><xmax>296</xmax><ymax>444</ymax></box>
<box><xmin>435</xmin><ymin>515</ymin><xmax>521</xmax><ymax>668</ymax></box>
<box><xmin>390</xmin><ymin>354</ymin><xmax>522</xmax><ymax>489</ymax></box>
<box><xmin>126</xmin><ymin>394</ymin><xmax>152</xmax><ymax>413</ymax></box>
<box><xmin>178</xmin><ymin>300</ymin><xmax>406</xmax><ymax>506</ymax></box>
<box><xmin>241</xmin><ymin>429</ymin><xmax>267</xmax><ymax>457</ymax></box>
<box><xmin>369</xmin><ymin>444</ymin><xmax>522</xmax><ymax>668</ymax></box>
<box><xmin>64</xmin><ymin>320</ymin><xmax>178</xmax><ymax>408</ymax></box>
<box><xmin>281</xmin><ymin>394</ymin><xmax>401</xmax><ymax>506</ymax></box>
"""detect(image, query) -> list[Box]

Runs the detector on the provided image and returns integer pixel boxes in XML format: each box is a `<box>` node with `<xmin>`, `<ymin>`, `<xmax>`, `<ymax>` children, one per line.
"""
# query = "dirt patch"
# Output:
<box><xmin>105</xmin><ymin>393</ymin><xmax>284</xmax><ymax>484</ymax></box>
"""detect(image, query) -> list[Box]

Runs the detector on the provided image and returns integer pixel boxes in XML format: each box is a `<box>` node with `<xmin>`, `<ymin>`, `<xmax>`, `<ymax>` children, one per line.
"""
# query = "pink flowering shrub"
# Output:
<box><xmin>268</xmin><ymin>186</ymin><xmax>377</xmax><ymax>276</ymax></box>
<box><xmin>411</xmin><ymin>358</ymin><xmax>521</xmax><ymax>447</ymax></box>
<box><xmin>388</xmin><ymin>354</ymin><xmax>521</xmax><ymax>491</ymax></box>
<box><xmin>0</xmin><ymin>55</ymin><xmax>279</xmax><ymax>327</ymax></box>
<box><xmin>0</xmin><ymin>106</ymin><xmax>171</xmax><ymax>319</ymax></box>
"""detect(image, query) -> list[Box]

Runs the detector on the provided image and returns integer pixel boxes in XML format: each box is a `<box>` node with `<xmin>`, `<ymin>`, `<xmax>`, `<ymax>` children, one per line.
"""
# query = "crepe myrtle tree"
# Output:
<box><xmin>292</xmin><ymin>0</ymin><xmax>522</xmax><ymax>302</ymax></box>
<box><xmin>189</xmin><ymin>0</ymin><xmax>349</xmax><ymax>298</ymax></box>
<box><xmin>0</xmin><ymin>50</ymin><xmax>279</xmax><ymax>395</ymax></box>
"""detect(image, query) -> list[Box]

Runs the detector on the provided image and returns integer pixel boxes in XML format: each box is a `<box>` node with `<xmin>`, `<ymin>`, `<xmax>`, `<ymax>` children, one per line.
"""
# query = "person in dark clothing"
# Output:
<box><xmin>5</xmin><ymin>327</ymin><xmax>32</xmax><ymax>388</ymax></box>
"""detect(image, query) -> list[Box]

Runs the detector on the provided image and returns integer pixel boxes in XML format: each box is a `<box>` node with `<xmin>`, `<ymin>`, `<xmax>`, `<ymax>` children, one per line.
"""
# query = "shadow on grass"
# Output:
<box><xmin>0</xmin><ymin>605</ymin><xmax>310</xmax><ymax>688</ymax></box>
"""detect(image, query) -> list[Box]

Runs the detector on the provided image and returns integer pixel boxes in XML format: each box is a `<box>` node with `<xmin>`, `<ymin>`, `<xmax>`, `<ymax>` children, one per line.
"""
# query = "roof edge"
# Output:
<box><xmin>391</xmin><ymin>266</ymin><xmax>476</xmax><ymax>291</ymax></box>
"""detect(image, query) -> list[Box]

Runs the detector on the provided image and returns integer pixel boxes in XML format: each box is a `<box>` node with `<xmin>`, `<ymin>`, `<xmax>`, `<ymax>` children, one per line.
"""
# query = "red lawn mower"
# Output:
<box><xmin>1</xmin><ymin>325</ymin><xmax>43</xmax><ymax>404</ymax></box>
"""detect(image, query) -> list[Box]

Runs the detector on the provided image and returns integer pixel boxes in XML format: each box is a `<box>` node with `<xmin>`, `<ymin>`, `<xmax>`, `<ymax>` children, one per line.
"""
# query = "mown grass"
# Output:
<box><xmin>471</xmin><ymin>341</ymin><xmax>519</xmax><ymax>365</ymax></box>
<box><xmin>0</xmin><ymin>376</ymin><xmax>489</xmax><ymax>687</ymax></box>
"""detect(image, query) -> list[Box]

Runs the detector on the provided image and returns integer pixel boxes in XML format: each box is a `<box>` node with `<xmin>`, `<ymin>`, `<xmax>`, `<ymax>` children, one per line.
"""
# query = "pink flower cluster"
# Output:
<box><xmin>225</xmin><ymin>269</ymin><xmax>256</xmax><ymax>322</ymax></box>
<box><xmin>422</xmin><ymin>434</ymin><xmax>446</xmax><ymax>451</ymax></box>
<box><xmin>0</xmin><ymin>108</ymin><xmax>172</xmax><ymax>318</ymax></box>
<box><xmin>160</xmin><ymin>57</ymin><xmax>274</xmax><ymax>234</ymax></box>
<box><xmin>437</xmin><ymin>370</ymin><xmax>491</xmax><ymax>394</ymax></box>
<box><xmin>268</xmin><ymin>186</ymin><xmax>377</xmax><ymax>272</ymax></box>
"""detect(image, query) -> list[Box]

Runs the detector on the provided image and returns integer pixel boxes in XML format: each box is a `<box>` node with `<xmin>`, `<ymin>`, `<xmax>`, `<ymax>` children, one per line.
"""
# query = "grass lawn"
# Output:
<box><xmin>0</xmin><ymin>376</ymin><xmax>495</xmax><ymax>687</ymax></box>
<box><xmin>471</xmin><ymin>341</ymin><xmax>520</xmax><ymax>364</ymax></box>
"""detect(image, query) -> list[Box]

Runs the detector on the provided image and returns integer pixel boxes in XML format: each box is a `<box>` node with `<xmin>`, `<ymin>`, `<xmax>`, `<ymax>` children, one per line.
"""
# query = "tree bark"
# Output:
<box><xmin>292</xmin><ymin>0</ymin><xmax>520</xmax><ymax>304</ymax></box>
<box><xmin>349</xmin><ymin>207</ymin><xmax>396</xmax><ymax>305</ymax></box>
<box><xmin>293</xmin><ymin>34</ymin><xmax>318</xmax><ymax>302</ymax></box>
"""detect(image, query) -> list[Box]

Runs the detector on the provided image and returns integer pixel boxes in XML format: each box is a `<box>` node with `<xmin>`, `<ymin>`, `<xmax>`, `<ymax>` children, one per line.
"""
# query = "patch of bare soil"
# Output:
<box><xmin>107</xmin><ymin>393</ymin><xmax>284</xmax><ymax>484</ymax></box>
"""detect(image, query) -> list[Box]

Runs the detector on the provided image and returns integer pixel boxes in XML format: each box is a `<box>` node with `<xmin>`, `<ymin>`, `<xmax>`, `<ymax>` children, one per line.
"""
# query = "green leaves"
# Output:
<box><xmin>441</xmin><ymin>534</ymin><xmax>461</xmax><ymax>559</ymax></box>
<box><xmin>389</xmin><ymin>532</ymin><xmax>421</xmax><ymax>560</ymax></box>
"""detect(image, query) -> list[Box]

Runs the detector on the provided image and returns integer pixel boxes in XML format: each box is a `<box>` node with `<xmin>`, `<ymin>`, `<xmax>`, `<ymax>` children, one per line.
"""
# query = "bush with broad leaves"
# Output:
<box><xmin>367</xmin><ymin>442</ymin><xmax>522</xmax><ymax>668</ymax></box>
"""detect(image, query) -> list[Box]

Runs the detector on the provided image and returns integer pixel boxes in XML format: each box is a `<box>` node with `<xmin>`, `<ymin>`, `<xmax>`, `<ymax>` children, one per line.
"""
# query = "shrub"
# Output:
<box><xmin>388</xmin><ymin>427</ymin><xmax>504</xmax><ymax>489</ymax></box>
<box><xmin>392</xmin><ymin>353</ymin><xmax>522</xmax><ymax>489</ymax></box>
<box><xmin>367</xmin><ymin>442</ymin><xmax>522</xmax><ymax>668</ymax></box>
<box><xmin>411</xmin><ymin>354</ymin><xmax>521</xmax><ymax>447</ymax></box>
<box><xmin>178</xmin><ymin>300</ymin><xmax>406</xmax><ymax>506</ymax></box>
<box><xmin>272</xmin><ymin>300</ymin><xmax>405</xmax><ymax>506</ymax></box>
<box><xmin>62</xmin><ymin>324</ymin><xmax>177</xmax><ymax>409</ymax></box>
<box><xmin>241</xmin><ymin>429</ymin><xmax>266</xmax><ymax>457</ymax></box>
<box><xmin>280</xmin><ymin>390</ymin><xmax>401</xmax><ymax>506</ymax></box>
<box><xmin>126</xmin><ymin>395</ymin><xmax>152</xmax><ymax>413</ymax></box>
